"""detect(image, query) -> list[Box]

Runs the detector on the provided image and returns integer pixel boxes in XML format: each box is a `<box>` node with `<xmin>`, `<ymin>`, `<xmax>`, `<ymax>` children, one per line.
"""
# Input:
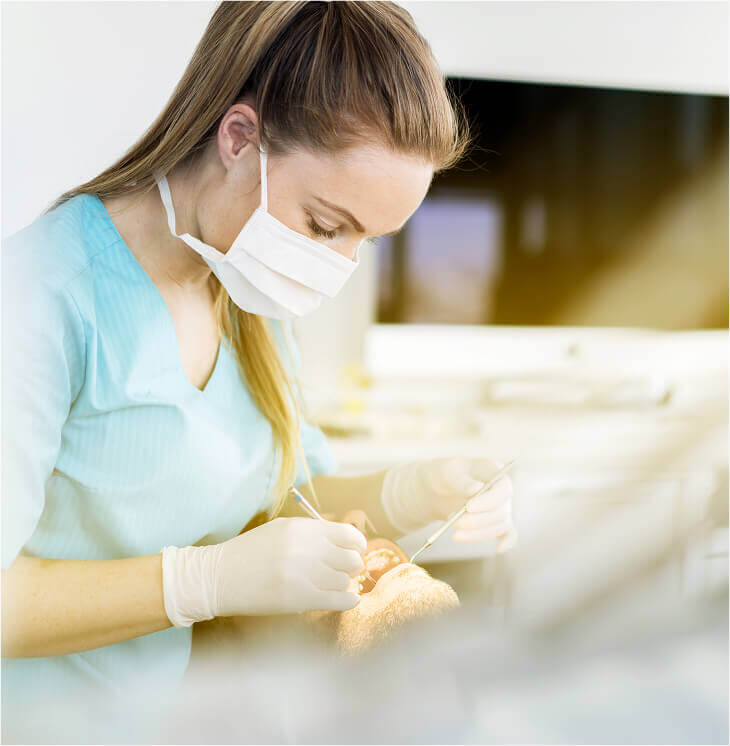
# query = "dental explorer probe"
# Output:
<box><xmin>288</xmin><ymin>486</ymin><xmax>377</xmax><ymax>587</ymax></box>
<box><xmin>408</xmin><ymin>459</ymin><xmax>517</xmax><ymax>564</ymax></box>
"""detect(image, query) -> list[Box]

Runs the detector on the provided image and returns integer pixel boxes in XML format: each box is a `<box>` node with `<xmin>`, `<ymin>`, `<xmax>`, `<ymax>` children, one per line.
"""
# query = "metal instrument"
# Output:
<box><xmin>289</xmin><ymin>485</ymin><xmax>326</xmax><ymax>522</ymax></box>
<box><xmin>289</xmin><ymin>485</ymin><xmax>377</xmax><ymax>587</ymax></box>
<box><xmin>409</xmin><ymin>459</ymin><xmax>517</xmax><ymax>564</ymax></box>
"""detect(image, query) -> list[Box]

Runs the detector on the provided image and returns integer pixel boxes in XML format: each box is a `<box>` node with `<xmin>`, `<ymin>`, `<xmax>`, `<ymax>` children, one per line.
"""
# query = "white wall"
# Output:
<box><xmin>2</xmin><ymin>1</ymin><xmax>219</xmax><ymax>239</ymax></box>
<box><xmin>2</xmin><ymin>1</ymin><xmax>726</xmax><ymax>239</ymax></box>
<box><xmin>402</xmin><ymin>1</ymin><xmax>728</xmax><ymax>95</ymax></box>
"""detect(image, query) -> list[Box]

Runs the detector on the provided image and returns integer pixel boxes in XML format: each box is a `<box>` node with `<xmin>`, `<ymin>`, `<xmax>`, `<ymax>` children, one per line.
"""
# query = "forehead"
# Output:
<box><xmin>281</xmin><ymin>143</ymin><xmax>433</xmax><ymax>235</ymax></box>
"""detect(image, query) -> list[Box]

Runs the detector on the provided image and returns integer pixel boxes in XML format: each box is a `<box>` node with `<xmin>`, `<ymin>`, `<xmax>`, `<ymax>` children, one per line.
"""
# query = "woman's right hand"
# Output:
<box><xmin>161</xmin><ymin>517</ymin><xmax>367</xmax><ymax>626</ymax></box>
<box><xmin>214</xmin><ymin>517</ymin><xmax>367</xmax><ymax>616</ymax></box>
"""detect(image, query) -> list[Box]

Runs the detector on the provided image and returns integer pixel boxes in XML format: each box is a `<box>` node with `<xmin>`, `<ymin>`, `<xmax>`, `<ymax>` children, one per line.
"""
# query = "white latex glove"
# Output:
<box><xmin>161</xmin><ymin>517</ymin><xmax>367</xmax><ymax>627</ymax></box>
<box><xmin>380</xmin><ymin>457</ymin><xmax>518</xmax><ymax>553</ymax></box>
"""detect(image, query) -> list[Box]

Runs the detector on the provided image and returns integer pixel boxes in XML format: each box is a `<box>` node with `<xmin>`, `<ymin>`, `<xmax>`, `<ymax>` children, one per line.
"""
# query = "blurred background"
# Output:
<box><xmin>2</xmin><ymin>1</ymin><xmax>728</xmax><ymax>744</ymax></box>
<box><xmin>293</xmin><ymin>15</ymin><xmax>728</xmax><ymax>742</ymax></box>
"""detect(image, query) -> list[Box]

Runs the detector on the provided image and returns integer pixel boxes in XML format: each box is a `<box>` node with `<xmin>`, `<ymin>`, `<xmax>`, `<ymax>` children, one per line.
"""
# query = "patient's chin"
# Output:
<box><xmin>334</xmin><ymin>544</ymin><xmax>460</xmax><ymax>656</ymax></box>
<box><xmin>366</xmin><ymin>562</ymin><xmax>433</xmax><ymax>601</ymax></box>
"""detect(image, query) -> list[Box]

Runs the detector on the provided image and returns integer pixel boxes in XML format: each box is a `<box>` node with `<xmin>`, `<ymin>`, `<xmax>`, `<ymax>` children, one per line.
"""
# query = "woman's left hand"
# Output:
<box><xmin>380</xmin><ymin>457</ymin><xmax>518</xmax><ymax>553</ymax></box>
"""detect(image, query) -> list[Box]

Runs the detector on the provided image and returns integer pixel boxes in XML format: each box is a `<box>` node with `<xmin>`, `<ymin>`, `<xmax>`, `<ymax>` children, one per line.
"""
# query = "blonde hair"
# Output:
<box><xmin>43</xmin><ymin>1</ymin><xmax>471</xmax><ymax>519</ymax></box>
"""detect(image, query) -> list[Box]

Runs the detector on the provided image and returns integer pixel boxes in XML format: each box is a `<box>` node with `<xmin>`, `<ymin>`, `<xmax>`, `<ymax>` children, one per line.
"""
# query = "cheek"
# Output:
<box><xmin>267</xmin><ymin>203</ymin><xmax>305</xmax><ymax>235</ymax></box>
<box><xmin>200</xmin><ymin>210</ymin><xmax>249</xmax><ymax>252</ymax></box>
<box><xmin>335</xmin><ymin>240</ymin><xmax>361</xmax><ymax>262</ymax></box>
<box><xmin>264</xmin><ymin>172</ymin><xmax>309</xmax><ymax>234</ymax></box>
<box><xmin>200</xmin><ymin>182</ymin><xmax>259</xmax><ymax>250</ymax></box>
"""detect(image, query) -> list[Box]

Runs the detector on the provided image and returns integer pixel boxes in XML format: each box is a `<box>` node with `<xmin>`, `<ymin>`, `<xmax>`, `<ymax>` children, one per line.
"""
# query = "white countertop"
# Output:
<box><xmin>303</xmin><ymin>325</ymin><xmax>728</xmax><ymax>565</ymax></box>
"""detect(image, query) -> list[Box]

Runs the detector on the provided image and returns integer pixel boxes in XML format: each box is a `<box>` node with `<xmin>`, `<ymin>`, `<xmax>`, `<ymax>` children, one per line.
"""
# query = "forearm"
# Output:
<box><xmin>1</xmin><ymin>554</ymin><xmax>171</xmax><ymax>658</ymax></box>
<box><xmin>292</xmin><ymin>470</ymin><xmax>405</xmax><ymax>540</ymax></box>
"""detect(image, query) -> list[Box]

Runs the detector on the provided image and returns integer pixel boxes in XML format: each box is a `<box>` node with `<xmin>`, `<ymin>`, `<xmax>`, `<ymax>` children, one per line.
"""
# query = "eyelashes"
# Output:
<box><xmin>306</xmin><ymin>214</ymin><xmax>380</xmax><ymax>246</ymax></box>
<box><xmin>306</xmin><ymin>216</ymin><xmax>337</xmax><ymax>240</ymax></box>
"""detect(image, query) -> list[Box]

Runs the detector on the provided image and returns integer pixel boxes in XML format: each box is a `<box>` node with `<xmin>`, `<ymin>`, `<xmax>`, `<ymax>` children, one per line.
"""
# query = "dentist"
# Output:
<box><xmin>1</xmin><ymin>0</ymin><xmax>516</xmax><ymax>709</ymax></box>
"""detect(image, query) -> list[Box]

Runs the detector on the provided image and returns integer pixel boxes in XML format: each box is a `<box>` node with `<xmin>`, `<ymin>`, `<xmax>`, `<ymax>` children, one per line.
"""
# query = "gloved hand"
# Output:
<box><xmin>161</xmin><ymin>516</ymin><xmax>367</xmax><ymax>627</ymax></box>
<box><xmin>380</xmin><ymin>457</ymin><xmax>517</xmax><ymax>553</ymax></box>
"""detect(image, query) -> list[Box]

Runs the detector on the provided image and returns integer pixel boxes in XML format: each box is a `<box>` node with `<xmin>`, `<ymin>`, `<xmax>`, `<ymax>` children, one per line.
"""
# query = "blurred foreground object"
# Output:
<box><xmin>6</xmin><ymin>581</ymin><xmax>723</xmax><ymax>744</ymax></box>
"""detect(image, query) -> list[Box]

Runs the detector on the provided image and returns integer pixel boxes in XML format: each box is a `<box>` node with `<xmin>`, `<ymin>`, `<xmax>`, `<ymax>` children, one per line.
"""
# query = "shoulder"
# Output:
<box><xmin>2</xmin><ymin>193</ymin><xmax>115</xmax><ymax>294</ymax></box>
<box><xmin>1</xmin><ymin>194</ymin><xmax>119</xmax><ymax>343</ymax></box>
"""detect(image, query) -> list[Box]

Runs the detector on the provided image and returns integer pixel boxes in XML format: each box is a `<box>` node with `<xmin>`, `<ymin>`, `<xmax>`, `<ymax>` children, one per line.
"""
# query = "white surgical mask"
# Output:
<box><xmin>156</xmin><ymin>147</ymin><xmax>362</xmax><ymax>319</ymax></box>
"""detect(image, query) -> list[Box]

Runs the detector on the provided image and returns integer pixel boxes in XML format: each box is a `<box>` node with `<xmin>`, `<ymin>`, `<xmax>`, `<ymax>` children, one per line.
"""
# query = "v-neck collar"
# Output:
<box><xmin>90</xmin><ymin>193</ymin><xmax>225</xmax><ymax>397</ymax></box>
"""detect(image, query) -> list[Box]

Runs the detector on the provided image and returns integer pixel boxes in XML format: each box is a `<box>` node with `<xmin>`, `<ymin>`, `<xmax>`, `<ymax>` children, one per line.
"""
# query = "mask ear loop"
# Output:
<box><xmin>157</xmin><ymin>174</ymin><xmax>181</xmax><ymax>238</ymax></box>
<box><xmin>354</xmin><ymin>240</ymin><xmax>362</xmax><ymax>263</ymax></box>
<box><xmin>156</xmin><ymin>174</ymin><xmax>225</xmax><ymax>265</ymax></box>
<box><xmin>259</xmin><ymin>147</ymin><xmax>268</xmax><ymax>213</ymax></box>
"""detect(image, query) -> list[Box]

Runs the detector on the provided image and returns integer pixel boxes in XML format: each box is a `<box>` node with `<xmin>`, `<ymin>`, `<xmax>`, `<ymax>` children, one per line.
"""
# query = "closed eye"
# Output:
<box><xmin>306</xmin><ymin>217</ymin><xmax>337</xmax><ymax>240</ymax></box>
<box><xmin>307</xmin><ymin>213</ymin><xmax>395</xmax><ymax>246</ymax></box>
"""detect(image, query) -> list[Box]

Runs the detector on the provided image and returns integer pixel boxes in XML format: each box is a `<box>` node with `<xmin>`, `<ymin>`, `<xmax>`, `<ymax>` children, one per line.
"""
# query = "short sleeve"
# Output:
<box><xmin>269</xmin><ymin>320</ymin><xmax>338</xmax><ymax>488</ymax></box>
<box><xmin>2</xmin><ymin>245</ymin><xmax>86</xmax><ymax>569</ymax></box>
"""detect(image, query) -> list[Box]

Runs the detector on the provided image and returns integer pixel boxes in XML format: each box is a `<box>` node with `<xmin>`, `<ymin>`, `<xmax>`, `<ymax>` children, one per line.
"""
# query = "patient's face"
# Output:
<box><xmin>331</xmin><ymin>536</ymin><xmax>460</xmax><ymax>655</ymax></box>
<box><xmin>357</xmin><ymin>537</ymin><xmax>410</xmax><ymax>593</ymax></box>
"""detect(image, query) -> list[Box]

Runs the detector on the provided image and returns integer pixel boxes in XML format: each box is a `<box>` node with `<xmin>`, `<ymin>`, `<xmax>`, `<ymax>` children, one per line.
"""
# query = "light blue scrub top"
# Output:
<box><xmin>1</xmin><ymin>194</ymin><xmax>338</xmax><ymax>707</ymax></box>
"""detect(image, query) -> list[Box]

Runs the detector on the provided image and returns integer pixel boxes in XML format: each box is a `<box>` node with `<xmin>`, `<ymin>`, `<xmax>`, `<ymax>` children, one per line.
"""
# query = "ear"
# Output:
<box><xmin>217</xmin><ymin>102</ymin><xmax>259</xmax><ymax>168</ymax></box>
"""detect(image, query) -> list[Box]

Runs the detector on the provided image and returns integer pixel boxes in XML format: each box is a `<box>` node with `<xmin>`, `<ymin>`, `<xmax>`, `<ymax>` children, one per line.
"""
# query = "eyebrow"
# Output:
<box><xmin>313</xmin><ymin>196</ymin><xmax>402</xmax><ymax>238</ymax></box>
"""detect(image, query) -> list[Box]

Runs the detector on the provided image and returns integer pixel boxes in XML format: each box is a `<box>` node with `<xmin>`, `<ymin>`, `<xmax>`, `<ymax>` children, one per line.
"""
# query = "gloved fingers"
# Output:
<box><xmin>431</xmin><ymin>458</ymin><xmax>490</xmax><ymax>498</ymax></box>
<box><xmin>452</xmin><ymin>518</ymin><xmax>514</xmax><ymax>542</ymax></box>
<box><xmin>465</xmin><ymin>457</ymin><xmax>505</xmax><ymax>485</ymax></box>
<box><xmin>465</xmin><ymin>477</ymin><xmax>512</xmax><ymax>512</ymax></box>
<box><xmin>324</xmin><ymin>544</ymin><xmax>365</xmax><ymax>576</ymax></box>
<box><xmin>497</xmin><ymin>526</ymin><xmax>519</xmax><ymax>553</ymax></box>
<box><xmin>311</xmin><ymin>561</ymin><xmax>353</xmax><ymax>592</ymax></box>
<box><xmin>314</xmin><ymin>589</ymin><xmax>361</xmax><ymax>612</ymax></box>
<box><xmin>322</xmin><ymin>520</ymin><xmax>367</xmax><ymax>554</ymax></box>
<box><xmin>453</xmin><ymin>503</ymin><xmax>511</xmax><ymax>531</ymax></box>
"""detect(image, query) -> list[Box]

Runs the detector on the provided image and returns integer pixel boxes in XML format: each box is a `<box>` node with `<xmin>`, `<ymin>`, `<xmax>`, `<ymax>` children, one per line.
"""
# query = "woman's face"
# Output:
<box><xmin>263</xmin><ymin>144</ymin><xmax>434</xmax><ymax>261</ymax></box>
<box><xmin>203</xmin><ymin>104</ymin><xmax>435</xmax><ymax>261</ymax></box>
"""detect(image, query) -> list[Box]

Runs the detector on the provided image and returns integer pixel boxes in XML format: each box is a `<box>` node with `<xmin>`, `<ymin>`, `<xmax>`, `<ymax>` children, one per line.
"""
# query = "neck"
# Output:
<box><xmin>152</xmin><ymin>166</ymin><xmax>215</xmax><ymax>291</ymax></box>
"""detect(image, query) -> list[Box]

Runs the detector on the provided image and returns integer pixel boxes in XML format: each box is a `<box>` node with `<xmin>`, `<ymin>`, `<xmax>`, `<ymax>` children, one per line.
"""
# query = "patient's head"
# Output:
<box><xmin>310</xmin><ymin>530</ymin><xmax>458</xmax><ymax>655</ymax></box>
<box><xmin>301</xmin><ymin>511</ymin><xmax>459</xmax><ymax>654</ymax></box>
